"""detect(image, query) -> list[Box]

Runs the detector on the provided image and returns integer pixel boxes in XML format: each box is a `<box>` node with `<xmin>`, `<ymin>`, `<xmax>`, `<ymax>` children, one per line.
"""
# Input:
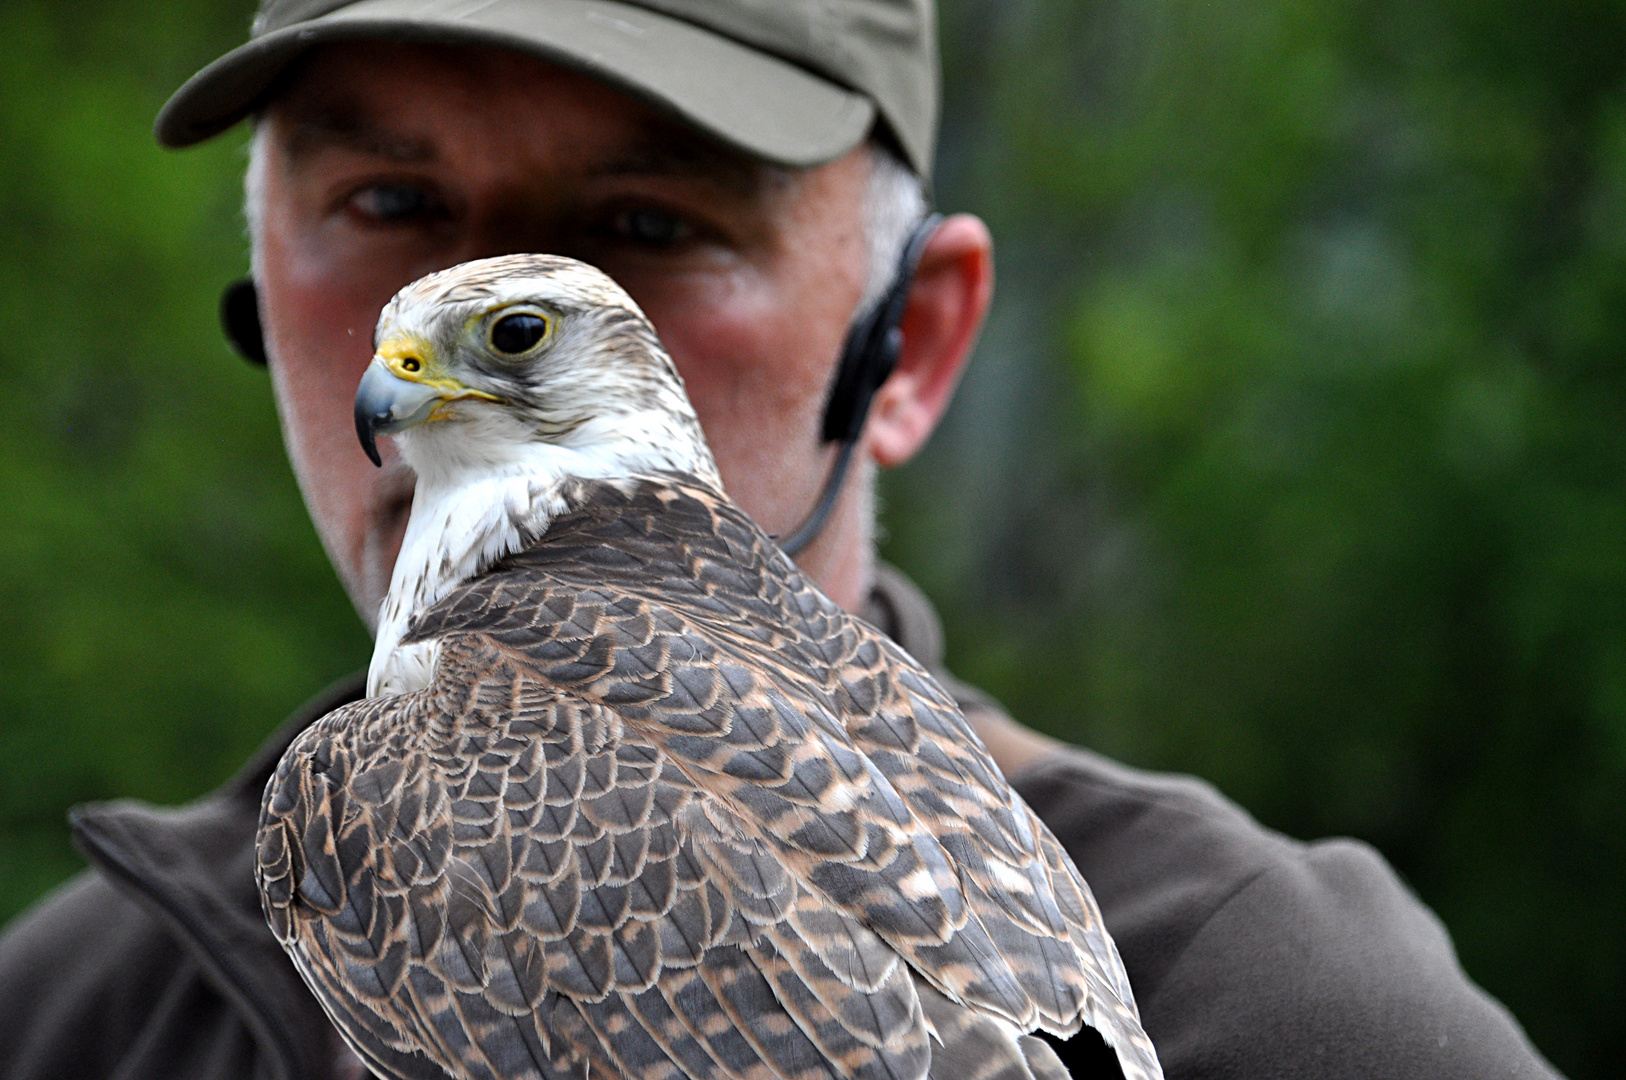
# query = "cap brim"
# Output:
<box><xmin>155</xmin><ymin>0</ymin><xmax>876</xmax><ymax>168</ymax></box>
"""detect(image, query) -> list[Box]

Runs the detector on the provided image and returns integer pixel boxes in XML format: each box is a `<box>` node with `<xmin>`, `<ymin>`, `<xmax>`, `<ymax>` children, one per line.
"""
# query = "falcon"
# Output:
<box><xmin>256</xmin><ymin>254</ymin><xmax>1164</xmax><ymax>1080</ymax></box>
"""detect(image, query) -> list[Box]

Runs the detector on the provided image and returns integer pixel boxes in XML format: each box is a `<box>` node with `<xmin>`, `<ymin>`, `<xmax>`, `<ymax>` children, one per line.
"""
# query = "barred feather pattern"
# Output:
<box><xmin>259</xmin><ymin>475</ymin><xmax>1163</xmax><ymax>1080</ymax></box>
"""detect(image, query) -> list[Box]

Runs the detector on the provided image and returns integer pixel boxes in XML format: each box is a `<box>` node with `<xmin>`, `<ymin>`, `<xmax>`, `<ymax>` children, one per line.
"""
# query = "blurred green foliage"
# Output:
<box><xmin>889</xmin><ymin>1</ymin><xmax>1626</xmax><ymax>1075</ymax></box>
<box><xmin>0</xmin><ymin>0</ymin><xmax>371</xmax><ymax>928</ymax></box>
<box><xmin>0</xmin><ymin>0</ymin><xmax>1620</xmax><ymax>1077</ymax></box>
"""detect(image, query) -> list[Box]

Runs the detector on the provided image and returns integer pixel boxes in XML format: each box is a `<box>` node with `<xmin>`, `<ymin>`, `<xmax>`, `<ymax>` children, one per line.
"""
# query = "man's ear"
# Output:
<box><xmin>865</xmin><ymin>213</ymin><xmax>994</xmax><ymax>468</ymax></box>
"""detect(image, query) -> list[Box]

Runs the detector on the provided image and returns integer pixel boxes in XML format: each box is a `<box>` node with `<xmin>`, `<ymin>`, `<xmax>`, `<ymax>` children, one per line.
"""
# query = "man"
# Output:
<box><xmin>0</xmin><ymin>2</ymin><xmax>1562</xmax><ymax>1078</ymax></box>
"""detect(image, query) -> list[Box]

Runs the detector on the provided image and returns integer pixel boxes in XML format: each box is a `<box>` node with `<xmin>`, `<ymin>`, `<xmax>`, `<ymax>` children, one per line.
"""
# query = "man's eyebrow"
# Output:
<box><xmin>587</xmin><ymin>130</ymin><xmax>784</xmax><ymax>197</ymax></box>
<box><xmin>284</xmin><ymin>115</ymin><xmax>437</xmax><ymax>165</ymax></box>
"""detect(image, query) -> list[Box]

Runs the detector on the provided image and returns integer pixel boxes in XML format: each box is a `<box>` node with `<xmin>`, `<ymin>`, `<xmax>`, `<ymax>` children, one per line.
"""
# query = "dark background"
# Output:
<box><xmin>2</xmin><ymin>1</ymin><xmax>1622</xmax><ymax>1076</ymax></box>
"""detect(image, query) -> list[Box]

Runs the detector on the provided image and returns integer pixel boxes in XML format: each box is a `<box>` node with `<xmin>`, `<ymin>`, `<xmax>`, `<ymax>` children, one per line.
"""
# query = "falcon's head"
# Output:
<box><xmin>354</xmin><ymin>254</ymin><xmax>720</xmax><ymax>489</ymax></box>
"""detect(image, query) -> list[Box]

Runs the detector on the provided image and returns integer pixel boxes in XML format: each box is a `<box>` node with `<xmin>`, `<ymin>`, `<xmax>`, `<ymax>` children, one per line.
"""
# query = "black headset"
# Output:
<box><xmin>221</xmin><ymin>278</ymin><xmax>267</xmax><ymax>366</ymax></box>
<box><xmin>821</xmin><ymin>212</ymin><xmax>944</xmax><ymax>446</ymax></box>
<box><xmin>776</xmin><ymin>212</ymin><xmax>942</xmax><ymax>554</ymax></box>
<box><xmin>218</xmin><ymin>213</ymin><xmax>943</xmax><ymax>555</ymax></box>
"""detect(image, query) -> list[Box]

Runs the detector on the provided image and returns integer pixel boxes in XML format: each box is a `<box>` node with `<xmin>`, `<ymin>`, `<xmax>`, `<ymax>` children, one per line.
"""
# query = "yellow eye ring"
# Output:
<box><xmin>490</xmin><ymin>311</ymin><xmax>551</xmax><ymax>356</ymax></box>
<box><xmin>400</xmin><ymin>357</ymin><xmax>421</xmax><ymax>372</ymax></box>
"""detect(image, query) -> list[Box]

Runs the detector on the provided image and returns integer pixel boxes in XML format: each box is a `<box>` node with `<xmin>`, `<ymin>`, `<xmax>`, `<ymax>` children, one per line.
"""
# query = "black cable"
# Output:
<box><xmin>775</xmin><ymin>439</ymin><xmax>861</xmax><ymax>556</ymax></box>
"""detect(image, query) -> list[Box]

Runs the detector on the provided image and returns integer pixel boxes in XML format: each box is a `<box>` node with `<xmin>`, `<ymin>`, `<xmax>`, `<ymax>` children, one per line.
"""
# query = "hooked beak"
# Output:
<box><xmin>353</xmin><ymin>339</ymin><xmax>504</xmax><ymax>467</ymax></box>
<box><xmin>354</xmin><ymin>360</ymin><xmax>446</xmax><ymax>467</ymax></box>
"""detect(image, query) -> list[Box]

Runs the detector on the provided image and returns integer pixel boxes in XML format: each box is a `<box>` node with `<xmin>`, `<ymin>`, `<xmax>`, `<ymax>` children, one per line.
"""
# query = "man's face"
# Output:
<box><xmin>256</xmin><ymin>41</ymin><xmax>873</xmax><ymax>628</ymax></box>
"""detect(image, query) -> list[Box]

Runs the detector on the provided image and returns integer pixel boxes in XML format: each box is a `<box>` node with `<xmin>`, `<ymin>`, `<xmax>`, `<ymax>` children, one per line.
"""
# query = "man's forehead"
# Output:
<box><xmin>272</xmin><ymin>42</ymin><xmax>783</xmax><ymax>195</ymax></box>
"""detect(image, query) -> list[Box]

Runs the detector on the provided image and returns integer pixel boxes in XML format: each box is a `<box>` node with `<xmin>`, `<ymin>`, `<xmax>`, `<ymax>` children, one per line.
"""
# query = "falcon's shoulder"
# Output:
<box><xmin>407</xmin><ymin>474</ymin><xmax>805</xmax><ymax>654</ymax></box>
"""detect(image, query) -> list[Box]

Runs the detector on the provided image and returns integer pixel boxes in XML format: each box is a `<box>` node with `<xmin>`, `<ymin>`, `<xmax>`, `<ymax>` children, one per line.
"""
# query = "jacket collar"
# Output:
<box><xmin>67</xmin><ymin>564</ymin><xmax>952</xmax><ymax>1079</ymax></box>
<box><xmin>70</xmin><ymin>673</ymin><xmax>365</xmax><ymax>1080</ymax></box>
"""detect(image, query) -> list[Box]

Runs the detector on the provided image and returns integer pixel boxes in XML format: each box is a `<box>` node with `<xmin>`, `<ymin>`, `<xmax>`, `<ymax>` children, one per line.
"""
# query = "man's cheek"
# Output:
<box><xmin>264</xmin><ymin>283</ymin><xmax>381</xmax><ymax>419</ymax></box>
<box><xmin>655</xmin><ymin>280</ymin><xmax>830</xmax><ymax>413</ymax></box>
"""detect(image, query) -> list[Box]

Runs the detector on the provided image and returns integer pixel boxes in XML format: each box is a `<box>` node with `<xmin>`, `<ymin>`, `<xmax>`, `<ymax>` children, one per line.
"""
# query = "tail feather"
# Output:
<box><xmin>918</xmin><ymin>983</ymin><xmax>1037</xmax><ymax>1080</ymax></box>
<box><xmin>1017</xmin><ymin>1037</ymin><xmax>1071</xmax><ymax>1080</ymax></box>
<box><xmin>917</xmin><ymin>976</ymin><xmax>1163</xmax><ymax>1080</ymax></box>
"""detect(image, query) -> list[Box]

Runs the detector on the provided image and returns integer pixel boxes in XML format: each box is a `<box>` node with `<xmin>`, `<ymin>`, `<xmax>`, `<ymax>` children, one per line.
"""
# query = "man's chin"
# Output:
<box><xmin>348</xmin><ymin>460</ymin><xmax>418</xmax><ymax>634</ymax></box>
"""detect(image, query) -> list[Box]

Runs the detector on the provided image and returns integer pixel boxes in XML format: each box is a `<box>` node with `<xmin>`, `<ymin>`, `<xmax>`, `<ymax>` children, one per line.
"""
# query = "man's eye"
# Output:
<box><xmin>611</xmin><ymin>207</ymin><xmax>693</xmax><ymax>246</ymax></box>
<box><xmin>349</xmin><ymin>184</ymin><xmax>438</xmax><ymax>222</ymax></box>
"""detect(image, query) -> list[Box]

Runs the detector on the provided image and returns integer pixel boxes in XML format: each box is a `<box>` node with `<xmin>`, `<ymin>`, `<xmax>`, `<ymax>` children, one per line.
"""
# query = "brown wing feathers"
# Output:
<box><xmin>259</xmin><ymin>474</ymin><xmax>1160</xmax><ymax>1080</ymax></box>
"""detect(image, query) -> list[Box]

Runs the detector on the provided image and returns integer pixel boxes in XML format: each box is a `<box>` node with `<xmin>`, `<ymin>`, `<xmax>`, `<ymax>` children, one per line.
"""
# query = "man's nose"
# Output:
<box><xmin>456</xmin><ymin>197</ymin><xmax>570</xmax><ymax>266</ymax></box>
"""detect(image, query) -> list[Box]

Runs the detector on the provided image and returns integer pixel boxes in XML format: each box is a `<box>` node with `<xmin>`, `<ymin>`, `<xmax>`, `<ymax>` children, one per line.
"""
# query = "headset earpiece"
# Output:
<box><xmin>778</xmin><ymin>213</ymin><xmax>943</xmax><ymax>556</ymax></box>
<box><xmin>819</xmin><ymin>213</ymin><xmax>944</xmax><ymax>445</ymax></box>
<box><xmin>222</xmin><ymin>277</ymin><xmax>268</xmax><ymax>366</ymax></box>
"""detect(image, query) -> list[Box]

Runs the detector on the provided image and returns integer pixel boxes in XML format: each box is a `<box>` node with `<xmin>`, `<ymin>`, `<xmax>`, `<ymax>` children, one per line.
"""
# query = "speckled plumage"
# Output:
<box><xmin>258</xmin><ymin>257</ymin><xmax>1163</xmax><ymax>1080</ymax></box>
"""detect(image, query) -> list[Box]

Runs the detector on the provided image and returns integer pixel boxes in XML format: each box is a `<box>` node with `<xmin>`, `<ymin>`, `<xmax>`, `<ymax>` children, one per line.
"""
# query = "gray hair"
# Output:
<box><xmin>244</xmin><ymin>124</ymin><xmax>269</xmax><ymax>283</ymax></box>
<box><xmin>858</xmin><ymin>144</ymin><xmax>930</xmax><ymax>311</ymax></box>
<box><xmin>242</xmin><ymin>130</ymin><xmax>926</xmax><ymax>314</ymax></box>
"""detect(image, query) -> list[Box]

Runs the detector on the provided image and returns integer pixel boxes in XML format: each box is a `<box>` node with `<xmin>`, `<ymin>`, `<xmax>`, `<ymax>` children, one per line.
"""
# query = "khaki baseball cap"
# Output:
<box><xmin>156</xmin><ymin>0</ymin><xmax>938</xmax><ymax>177</ymax></box>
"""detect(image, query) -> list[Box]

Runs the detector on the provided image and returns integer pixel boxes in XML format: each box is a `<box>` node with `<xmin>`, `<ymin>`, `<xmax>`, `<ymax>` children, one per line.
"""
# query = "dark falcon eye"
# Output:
<box><xmin>490</xmin><ymin>313</ymin><xmax>548</xmax><ymax>355</ymax></box>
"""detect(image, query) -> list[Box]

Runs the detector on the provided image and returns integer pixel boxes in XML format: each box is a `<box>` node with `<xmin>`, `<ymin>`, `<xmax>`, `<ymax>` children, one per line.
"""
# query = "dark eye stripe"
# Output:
<box><xmin>491</xmin><ymin>313</ymin><xmax>548</xmax><ymax>354</ymax></box>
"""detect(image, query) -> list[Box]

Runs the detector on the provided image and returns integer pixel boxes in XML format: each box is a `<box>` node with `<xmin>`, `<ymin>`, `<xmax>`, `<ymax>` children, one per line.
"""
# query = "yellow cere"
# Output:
<box><xmin>377</xmin><ymin>335</ymin><xmax>438</xmax><ymax>381</ymax></box>
<box><xmin>375</xmin><ymin>334</ymin><xmax>503</xmax><ymax>417</ymax></box>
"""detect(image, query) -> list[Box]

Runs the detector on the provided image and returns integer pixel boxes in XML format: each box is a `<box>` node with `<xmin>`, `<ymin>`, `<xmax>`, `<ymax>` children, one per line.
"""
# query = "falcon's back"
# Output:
<box><xmin>258</xmin><ymin>473</ymin><xmax>1162</xmax><ymax>1080</ymax></box>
